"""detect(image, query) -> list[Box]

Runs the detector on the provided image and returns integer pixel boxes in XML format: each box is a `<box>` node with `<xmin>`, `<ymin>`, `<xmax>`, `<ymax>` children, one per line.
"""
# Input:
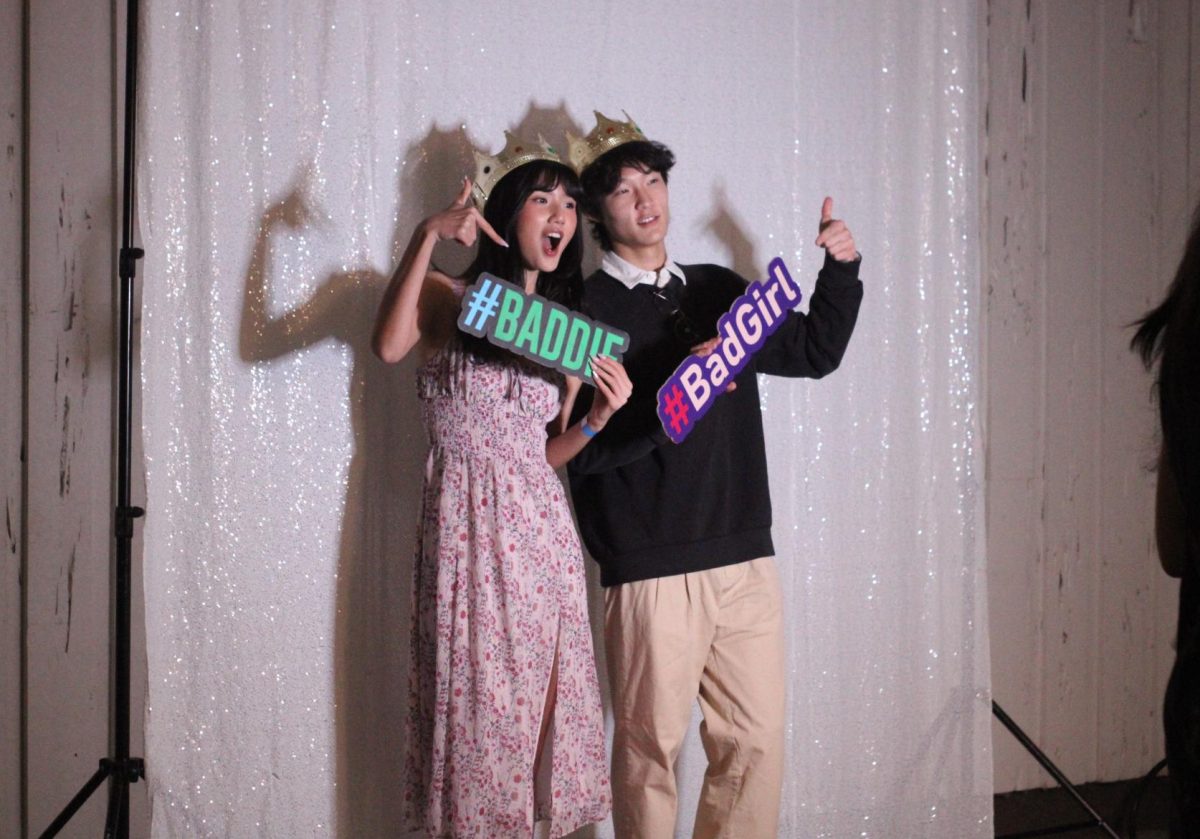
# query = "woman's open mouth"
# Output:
<box><xmin>542</xmin><ymin>232</ymin><xmax>563</xmax><ymax>256</ymax></box>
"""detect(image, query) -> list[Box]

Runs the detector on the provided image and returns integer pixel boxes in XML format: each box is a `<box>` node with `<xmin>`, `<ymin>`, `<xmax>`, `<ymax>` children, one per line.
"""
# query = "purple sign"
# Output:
<box><xmin>656</xmin><ymin>257</ymin><xmax>804</xmax><ymax>444</ymax></box>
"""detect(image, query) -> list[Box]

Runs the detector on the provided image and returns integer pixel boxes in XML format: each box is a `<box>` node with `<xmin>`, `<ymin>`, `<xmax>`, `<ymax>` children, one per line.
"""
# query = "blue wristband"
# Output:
<box><xmin>580</xmin><ymin>419</ymin><xmax>599</xmax><ymax>438</ymax></box>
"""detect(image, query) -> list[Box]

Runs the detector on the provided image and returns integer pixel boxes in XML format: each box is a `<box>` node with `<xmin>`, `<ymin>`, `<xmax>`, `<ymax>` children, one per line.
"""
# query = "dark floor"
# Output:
<box><xmin>995</xmin><ymin>774</ymin><xmax>1173</xmax><ymax>838</ymax></box>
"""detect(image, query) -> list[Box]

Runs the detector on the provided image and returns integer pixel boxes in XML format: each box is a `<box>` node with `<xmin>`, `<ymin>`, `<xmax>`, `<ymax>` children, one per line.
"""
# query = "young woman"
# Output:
<box><xmin>1132</xmin><ymin>207</ymin><xmax>1200</xmax><ymax>837</ymax></box>
<box><xmin>372</xmin><ymin>136</ymin><xmax>627</xmax><ymax>837</ymax></box>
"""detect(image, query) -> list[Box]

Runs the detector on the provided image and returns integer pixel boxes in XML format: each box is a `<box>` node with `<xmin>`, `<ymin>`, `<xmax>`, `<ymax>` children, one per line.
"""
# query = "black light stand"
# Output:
<box><xmin>993</xmin><ymin>701</ymin><xmax>1121</xmax><ymax>839</ymax></box>
<box><xmin>39</xmin><ymin>0</ymin><xmax>145</xmax><ymax>835</ymax></box>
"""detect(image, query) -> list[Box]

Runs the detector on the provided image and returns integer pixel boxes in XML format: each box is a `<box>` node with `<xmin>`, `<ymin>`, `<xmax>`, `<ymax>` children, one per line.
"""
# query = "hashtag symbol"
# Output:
<box><xmin>662</xmin><ymin>385</ymin><xmax>690</xmax><ymax>434</ymax></box>
<box><xmin>462</xmin><ymin>277</ymin><xmax>503</xmax><ymax>332</ymax></box>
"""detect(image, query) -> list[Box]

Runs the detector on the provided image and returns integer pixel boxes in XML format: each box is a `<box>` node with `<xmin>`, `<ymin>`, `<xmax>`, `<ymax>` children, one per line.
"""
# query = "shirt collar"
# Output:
<box><xmin>600</xmin><ymin>250</ymin><xmax>686</xmax><ymax>290</ymax></box>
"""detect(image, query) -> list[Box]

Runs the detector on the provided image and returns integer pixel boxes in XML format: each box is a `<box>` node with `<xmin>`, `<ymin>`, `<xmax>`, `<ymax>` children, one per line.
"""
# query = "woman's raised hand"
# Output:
<box><xmin>586</xmin><ymin>356</ymin><xmax>633</xmax><ymax>430</ymax></box>
<box><xmin>423</xmin><ymin>178</ymin><xmax>508</xmax><ymax>249</ymax></box>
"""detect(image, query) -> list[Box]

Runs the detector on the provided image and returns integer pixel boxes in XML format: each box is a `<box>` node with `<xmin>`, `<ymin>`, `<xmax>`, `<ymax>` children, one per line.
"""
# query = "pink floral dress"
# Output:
<box><xmin>404</xmin><ymin>340</ymin><xmax>611</xmax><ymax>837</ymax></box>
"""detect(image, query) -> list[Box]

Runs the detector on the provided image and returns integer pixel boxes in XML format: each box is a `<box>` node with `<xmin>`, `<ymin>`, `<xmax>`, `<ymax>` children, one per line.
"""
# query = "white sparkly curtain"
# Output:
<box><xmin>139</xmin><ymin>2</ymin><xmax>989</xmax><ymax>836</ymax></box>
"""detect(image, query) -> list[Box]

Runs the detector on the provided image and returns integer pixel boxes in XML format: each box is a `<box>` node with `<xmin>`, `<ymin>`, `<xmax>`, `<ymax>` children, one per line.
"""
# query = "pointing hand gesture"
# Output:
<box><xmin>814</xmin><ymin>196</ymin><xmax>858</xmax><ymax>263</ymax></box>
<box><xmin>423</xmin><ymin>177</ymin><xmax>508</xmax><ymax>249</ymax></box>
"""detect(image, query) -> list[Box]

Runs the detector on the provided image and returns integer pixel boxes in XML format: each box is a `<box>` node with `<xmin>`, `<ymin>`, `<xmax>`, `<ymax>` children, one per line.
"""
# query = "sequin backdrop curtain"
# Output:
<box><xmin>138</xmin><ymin>1</ymin><xmax>989</xmax><ymax>836</ymax></box>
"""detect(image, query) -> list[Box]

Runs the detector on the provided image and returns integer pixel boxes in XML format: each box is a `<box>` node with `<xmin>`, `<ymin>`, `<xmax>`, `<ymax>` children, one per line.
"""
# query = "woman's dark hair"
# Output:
<box><xmin>1131</xmin><ymin>205</ymin><xmax>1200</xmax><ymax>519</ymax></box>
<box><xmin>457</xmin><ymin>159</ymin><xmax>585</xmax><ymax>363</ymax></box>
<box><xmin>579</xmin><ymin>140</ymin><xmax>676</xmax><ymax>252</ymax></box>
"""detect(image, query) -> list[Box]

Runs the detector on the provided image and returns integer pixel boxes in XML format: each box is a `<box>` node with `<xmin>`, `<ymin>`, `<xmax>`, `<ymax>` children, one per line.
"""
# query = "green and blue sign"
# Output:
<box><xmin>458</xmin><ymin>273</ymin><xmax>629</xmax><ymax>383</ymax></box>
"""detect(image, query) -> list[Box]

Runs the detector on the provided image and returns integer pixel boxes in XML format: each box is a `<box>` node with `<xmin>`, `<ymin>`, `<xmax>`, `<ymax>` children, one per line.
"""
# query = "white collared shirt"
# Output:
<box><xmin>600</xmin><ymin>250</ymin><xmax>687</xmax><ymax>290</ymax></box>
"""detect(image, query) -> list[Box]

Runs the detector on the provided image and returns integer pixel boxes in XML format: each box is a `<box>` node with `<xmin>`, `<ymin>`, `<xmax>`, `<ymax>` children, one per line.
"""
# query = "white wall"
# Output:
<box><xmin>4</xmin><ymin>2</ymin><xmax>150</xmax><ymax>837</ymax></box>
<box><xmin>984</xmin><ymin>0</ymin><xmax>1200</xmax><ymax>792</ymax></box>
<box><xmin>2</xmin><ymin>2</ymin><xmax>26</xmax><ymax>836</ymax></box>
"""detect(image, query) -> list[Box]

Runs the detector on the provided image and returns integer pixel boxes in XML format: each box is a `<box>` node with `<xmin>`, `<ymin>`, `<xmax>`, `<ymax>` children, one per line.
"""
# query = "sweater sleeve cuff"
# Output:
<box><xmin>820</xmin><ymin>251</ymin><xmax>862</xmax><ymax>282</ymax></box>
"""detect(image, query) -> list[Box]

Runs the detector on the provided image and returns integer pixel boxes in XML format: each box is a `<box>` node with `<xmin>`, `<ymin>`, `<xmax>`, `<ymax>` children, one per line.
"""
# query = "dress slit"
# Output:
<box><xmin>533</xmin><ymin>613</ymin><xmax>562</xmax><ymax>825</ymax></box>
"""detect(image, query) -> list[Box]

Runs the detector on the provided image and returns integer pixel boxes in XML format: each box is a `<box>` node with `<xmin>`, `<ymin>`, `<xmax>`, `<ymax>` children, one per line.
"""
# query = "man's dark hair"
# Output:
<box><xmin>580</xmin><ymin>140</ymin><xmax>675</xmax><ymax>251</ymax></box>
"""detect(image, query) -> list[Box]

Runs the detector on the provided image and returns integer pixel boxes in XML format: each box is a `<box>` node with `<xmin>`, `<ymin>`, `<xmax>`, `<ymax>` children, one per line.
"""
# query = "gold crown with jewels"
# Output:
<box><xmin>472</xmin><ymin>131</ymin><xmax>562</xmax><ymax>209</ymax></box>
<box><xmin>566</xmin><ymin>110</ymin><xmax>647</xmax><ymax>174</ymax></box>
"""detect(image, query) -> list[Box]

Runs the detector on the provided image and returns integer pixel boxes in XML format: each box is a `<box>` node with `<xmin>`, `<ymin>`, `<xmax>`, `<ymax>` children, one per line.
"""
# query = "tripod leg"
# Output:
<box><xmin>993</xmin><ymin>701</ymin><xmax>1121</xmax><ymax>839</ymax></box>
<box><xmin>104</xmin><ymin>775</ymin><xmax>129</xmax><ymax>839</ymax></box>
<box><xmin>38</xmin><ymin>763</ymin><xmax>112</xmax><ymax>839</ymax></box>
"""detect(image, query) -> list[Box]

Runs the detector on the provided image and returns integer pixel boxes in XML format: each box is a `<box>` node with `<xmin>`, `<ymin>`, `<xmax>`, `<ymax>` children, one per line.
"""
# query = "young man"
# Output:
<box><xmin>566</xmin><ymin>112</ymin><xmax>864</xmax><ymax>838</ymax></box>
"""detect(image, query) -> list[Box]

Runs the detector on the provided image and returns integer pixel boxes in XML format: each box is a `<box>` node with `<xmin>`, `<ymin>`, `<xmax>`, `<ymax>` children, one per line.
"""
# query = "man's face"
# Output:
<box><xmin>598</xmin><ymin>165</ymin><xmax>670</xmax><ymax>251</ymax></box>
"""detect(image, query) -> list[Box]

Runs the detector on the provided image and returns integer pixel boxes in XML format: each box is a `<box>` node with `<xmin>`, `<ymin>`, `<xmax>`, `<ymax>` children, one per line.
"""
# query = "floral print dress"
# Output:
<box><xmin>404</xmin><ymin>340</ymin><xmax>611</xmax><ymax>838</ymax></box>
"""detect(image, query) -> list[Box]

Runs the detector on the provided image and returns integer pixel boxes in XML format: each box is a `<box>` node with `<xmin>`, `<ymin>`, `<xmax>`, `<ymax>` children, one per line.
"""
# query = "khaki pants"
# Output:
<box><xmin>603</xmin><ymin>557</ymin><xmax>785</xmax><ymax>839</ymax></box>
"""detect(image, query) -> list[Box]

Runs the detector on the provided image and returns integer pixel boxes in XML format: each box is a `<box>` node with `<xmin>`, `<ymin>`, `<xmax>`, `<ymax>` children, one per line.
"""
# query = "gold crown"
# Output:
<box><xmin>566</xmin><ymin>110</ymin><xmax>647</xmax><ymax>174</ymax></box>
<box><xmin>471</xmin><ymin>131</ymin><xmax>562</xmax><ymax>209</ymax></box>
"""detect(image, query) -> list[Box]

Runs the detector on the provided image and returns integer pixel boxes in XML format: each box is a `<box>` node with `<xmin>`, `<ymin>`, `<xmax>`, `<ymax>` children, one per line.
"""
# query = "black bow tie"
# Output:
<box><xmin>645</xmin><ymin>274</ymin><xmax>701</xmax><ymax>345</ymax></box>
<box><xmin>649</xmin><ymin>273</ymin><xmax>684</xmax><ymax>307</ymax></box>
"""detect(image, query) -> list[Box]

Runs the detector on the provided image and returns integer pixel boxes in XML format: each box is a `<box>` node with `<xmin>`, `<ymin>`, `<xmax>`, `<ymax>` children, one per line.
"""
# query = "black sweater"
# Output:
<box><xmin>568</xmin><ymin>255</ymin><xmax>864</xmax><ymax>586</ymax></box>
